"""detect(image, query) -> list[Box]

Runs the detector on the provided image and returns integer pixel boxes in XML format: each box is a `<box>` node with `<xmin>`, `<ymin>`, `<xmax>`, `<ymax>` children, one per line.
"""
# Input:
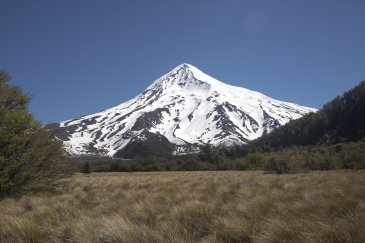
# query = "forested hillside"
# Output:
<box><xmin>249</xmin><ymin>81</ymin><xmax>365</xmax><ymax>150</ymax></box>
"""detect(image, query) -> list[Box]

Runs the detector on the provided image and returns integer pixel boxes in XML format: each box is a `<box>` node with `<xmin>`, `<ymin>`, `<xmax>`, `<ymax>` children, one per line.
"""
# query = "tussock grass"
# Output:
<box><xmin>0</xmin><ymin>171</ymin><xmax>364</xmax><ymax>242</ymax></box>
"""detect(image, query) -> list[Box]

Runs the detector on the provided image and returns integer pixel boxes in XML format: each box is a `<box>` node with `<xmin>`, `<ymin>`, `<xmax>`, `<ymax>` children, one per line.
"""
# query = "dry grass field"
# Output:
<box><xmin>0</xmin><ymin>171</ymin><xmax>364</xmax><ymax>242</ymax></box>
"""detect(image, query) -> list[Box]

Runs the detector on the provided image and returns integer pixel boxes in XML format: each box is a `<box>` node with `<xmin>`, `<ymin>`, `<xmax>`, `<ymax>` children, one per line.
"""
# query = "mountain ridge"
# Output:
<box><xmin>48</xmin><ymin>64</ymin><xmax>316</xmax><ymax>157</ymax></box>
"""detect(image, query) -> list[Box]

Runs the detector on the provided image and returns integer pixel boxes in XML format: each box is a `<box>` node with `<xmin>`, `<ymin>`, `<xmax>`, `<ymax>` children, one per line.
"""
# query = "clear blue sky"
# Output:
<box><xmin>1</xmin><ymin>0</ymin><xmax>364</xmax><ymax>123</ymax></box>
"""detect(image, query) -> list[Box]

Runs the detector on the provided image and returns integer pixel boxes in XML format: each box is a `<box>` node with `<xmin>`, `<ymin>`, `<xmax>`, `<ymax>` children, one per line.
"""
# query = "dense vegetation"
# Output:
<box><xmin>0</xmin><ymin>71</ymin><xmax>71</xmax><ymax>197</ymax></box>
<box><xmin>78</xmin><ymin>139</ymin><xmax>364</xmax><ymax>173</ymax></box>
<box><xmin>0</xmin><ymin>171</ymin><xmax>364</xmax><ymax>242</ymax></box>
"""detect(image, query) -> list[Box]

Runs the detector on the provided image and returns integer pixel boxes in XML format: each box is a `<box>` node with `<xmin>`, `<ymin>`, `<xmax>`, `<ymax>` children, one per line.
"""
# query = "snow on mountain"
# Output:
<box><xmin>48</xmin><ymin>63</ymin><xmax>317</xmax><ymax>157</ymax></box>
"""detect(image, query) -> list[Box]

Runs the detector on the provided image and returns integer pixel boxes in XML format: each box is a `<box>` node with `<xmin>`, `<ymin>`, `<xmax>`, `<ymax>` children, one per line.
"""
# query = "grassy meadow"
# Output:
<box><xmin>0</xmin><ymin>171</ymin><xmax>364</xmax><ymax>242</ymax></box>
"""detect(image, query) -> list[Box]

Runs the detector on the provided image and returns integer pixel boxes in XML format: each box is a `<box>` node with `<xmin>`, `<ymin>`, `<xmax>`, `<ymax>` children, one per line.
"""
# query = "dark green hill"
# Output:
<box><xmin>249</xmin><ymin>81</ymin><xmax>365</xmax><ymax>150</ymax></box>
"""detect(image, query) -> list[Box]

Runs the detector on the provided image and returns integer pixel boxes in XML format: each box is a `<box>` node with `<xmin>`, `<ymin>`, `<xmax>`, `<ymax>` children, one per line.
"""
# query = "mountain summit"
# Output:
<box><xmin>48</xmin><ymin>64</ymin><xmax>316</xmax><ymax>157</ymax></box>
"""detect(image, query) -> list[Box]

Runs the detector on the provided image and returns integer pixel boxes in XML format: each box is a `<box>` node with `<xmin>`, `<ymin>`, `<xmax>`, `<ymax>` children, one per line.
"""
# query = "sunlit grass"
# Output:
<box><xmin>0</xmin><ymin>171</ymin><xmax>364</xmax><ymax>242</ymax></box>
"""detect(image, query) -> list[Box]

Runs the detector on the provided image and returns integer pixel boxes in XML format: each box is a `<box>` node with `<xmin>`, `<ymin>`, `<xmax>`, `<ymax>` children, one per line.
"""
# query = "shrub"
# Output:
<box><xmin>234</xmin><ymin>159</ymin><xmax>248</xmax><ymax>171</ymax></box>
<box><xmin>244</xmin><ymin>153</ymin><xmax>264</xmax><ymax>169</ymax></box>
<box><xmin>264</xmin><ymin>156</ymin><xmax>290</xmax><ymax>174</ymax></box>
<box><xmin>319</xmin><ymin>154</ymin><xmax>337</xmax><ymax>170</ymax></box>
<box><xmin>81</xmin><ymin>162</ymin><xmax>91</xmax><ymax>174</ymax></box>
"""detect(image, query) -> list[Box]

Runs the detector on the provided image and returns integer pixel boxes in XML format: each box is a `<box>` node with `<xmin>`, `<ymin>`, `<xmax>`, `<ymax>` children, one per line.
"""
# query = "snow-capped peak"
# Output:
<box><xmin>48</xmin><ymin>64</ymin><xmax>317</xmax><ymax>157</ymax></box>
<box><xmin>150</xmin><ymin>63</ymin><xmax>224</xmax><ymax>87</ymax></box>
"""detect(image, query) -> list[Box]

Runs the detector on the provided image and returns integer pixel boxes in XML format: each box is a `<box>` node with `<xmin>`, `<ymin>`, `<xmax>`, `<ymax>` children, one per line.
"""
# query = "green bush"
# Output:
<box><xmin>244</xmin><ymin>153</ymin><xmax>264</xmax><ymax>169</ymax></box>
<box><xmin>81</xmin><ymin>162</ymin><xmax>91</xmax><ymax>174</ymax></box>
<box><xmin>264</xmin><ymin>156</ymin><xmax>291</xmax><ymax>174</ymax></box>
